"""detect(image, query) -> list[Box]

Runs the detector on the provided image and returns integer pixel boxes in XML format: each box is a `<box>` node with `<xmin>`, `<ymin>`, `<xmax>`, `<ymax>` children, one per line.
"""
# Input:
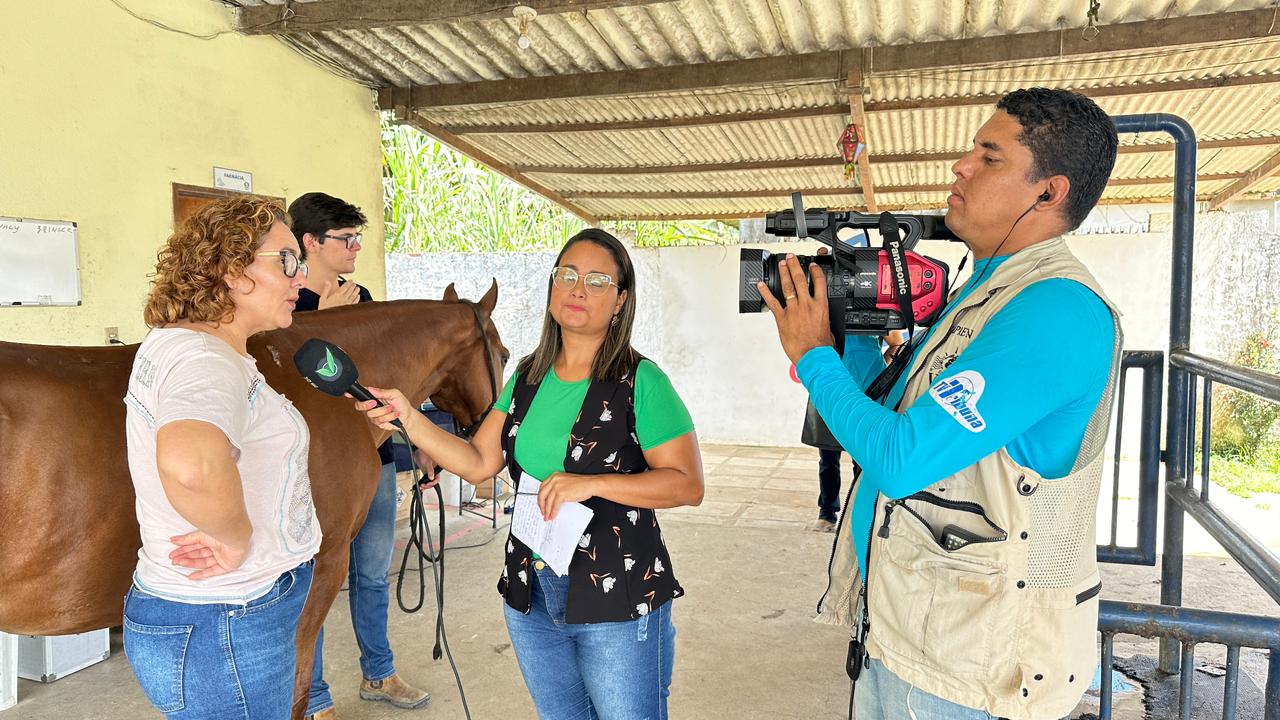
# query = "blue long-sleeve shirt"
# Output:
<box><xmin>796</xmin><ymin>254</ymin><xmax>1116</xmax><ymax>581</ymax></box>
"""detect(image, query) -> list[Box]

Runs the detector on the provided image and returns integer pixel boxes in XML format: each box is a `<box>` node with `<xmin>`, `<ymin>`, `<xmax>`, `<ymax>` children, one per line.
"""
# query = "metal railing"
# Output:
<box><xmin>1097</xmin><ymin>350</ymin><xmax>1163</xmax><ymax>566</ymax></box>
<box><xmin>1094</xmin><ymin>114</ymin><xmax>1280</xmax><ymax>720</ymax></box>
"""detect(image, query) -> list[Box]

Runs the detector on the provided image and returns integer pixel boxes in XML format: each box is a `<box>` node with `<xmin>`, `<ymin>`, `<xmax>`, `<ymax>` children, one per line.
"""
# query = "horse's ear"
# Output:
<box><xmin>478</xmin><ymin>279</ymin><xmax>498</xmax><ymax>315</ymax></box>
<box><xmin>442</xmin><ymin>283</ymin><xmax>459</xmax><ymax>302</ymax></box>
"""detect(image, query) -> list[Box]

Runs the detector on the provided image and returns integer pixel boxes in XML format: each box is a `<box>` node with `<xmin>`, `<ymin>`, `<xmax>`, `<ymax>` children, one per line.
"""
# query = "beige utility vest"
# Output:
<box><xmin>816</xmin><ymin>237</ymin><xmax>1123</xmax><ymax>720</ymax></box>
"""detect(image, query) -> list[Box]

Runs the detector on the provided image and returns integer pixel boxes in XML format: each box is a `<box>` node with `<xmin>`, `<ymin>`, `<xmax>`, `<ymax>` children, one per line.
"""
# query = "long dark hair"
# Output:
<box><xmin>516</xmin><ymin>228</ymin><xmax>640</xmax><ymax>384</ymax></box>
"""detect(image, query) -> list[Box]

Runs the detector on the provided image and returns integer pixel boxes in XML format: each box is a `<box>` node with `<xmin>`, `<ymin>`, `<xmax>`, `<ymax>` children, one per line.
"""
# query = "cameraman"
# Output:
<box><xmin>759</xmin><ymin>88</ymin><xmax>1121</xmax><ymax>720</ymax></box>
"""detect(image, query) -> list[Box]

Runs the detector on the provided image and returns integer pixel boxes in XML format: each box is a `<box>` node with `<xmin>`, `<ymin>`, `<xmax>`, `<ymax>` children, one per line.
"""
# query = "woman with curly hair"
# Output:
<box><xmin>122</xmin><ymin>196</ymin><xmax>320</xmax><ymax>720</ymax></box>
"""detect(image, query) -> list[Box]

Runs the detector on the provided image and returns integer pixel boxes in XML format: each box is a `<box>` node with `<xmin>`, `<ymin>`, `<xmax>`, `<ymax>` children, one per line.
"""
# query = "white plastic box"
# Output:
<box><xmin>17</xmin><ymin>630</ymin><xmax>109</xmax><ymax>683</ymax></box>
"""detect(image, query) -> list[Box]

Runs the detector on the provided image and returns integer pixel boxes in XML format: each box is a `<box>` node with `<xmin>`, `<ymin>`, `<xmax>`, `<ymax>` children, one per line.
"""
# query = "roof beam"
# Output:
<box><xmin>429</xmin><ymin>104</ymin><xmax>851</xmax><ymax>135</ymax></box>
<box><xmin>848</xmin><ymin>58</ymin><xmax>878</xmax><ymax>212</ymax></box>
<box><xmin>239</xmin><ymin>0</ymin><xmax>671</xmax><ymax>35</ymax></box>
<box><xmin>593</xmin><ymin>193</ymin><xmax>1221</xmax><ymax>221</ymax></box>
<box><xmin>515</xmin><ymin>136</ymin><xmax>1280</xmax><ymax>176</ymax></box>
<box><xmin>562</xmin><ymin>173</ymin><xmax>1245</xmax><ymax>200</ymax></box>
<box><xmin>382</xmin><ymin>8</ymin><xmax>1280</xmax><ymax>109</ymax></box>
<box><xmin>390</xmin><ymin>109</ymin><xmax>599</xmax><ymax>225</ymax></box>
<box><xmin>1206</xmin><ymin>148</ymin><xmax>1280</xmax><ymax>210</ymax></box>
<box><xmin>416</xmin><ymin>72</ymin><xmax>1280</xmax><ymax>136</ymax></box>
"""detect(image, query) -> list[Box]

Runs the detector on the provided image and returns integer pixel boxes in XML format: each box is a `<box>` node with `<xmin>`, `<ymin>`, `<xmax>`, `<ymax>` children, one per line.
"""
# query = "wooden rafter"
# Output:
<box><xmin>591</xmin><ymin>192</ymin><xmax>1222</xmax><ymax>221</ymax></box>
<box><xmin>512</xmin><ymin>137</ymin><xmax>1280</xmax><ymax>175</ymax></box>
<box><xmin>1206</xmin><ymin>148</ymin><xmax>1280</xmax><ymax>210</ymax></box>
<box><xmin>847</xmin><ymin>58</ymin><xmax>877</xmax><ymax>213</ymax></box>
<box><xmin>426</xmin><ymin>105</ymin><xmax>851</xmax><ymax>136</ymax></box>
<box><xmin>420</xmin><ymin>73</ymin><xmax>1280</xmax><ymax>136</ymax></box>
<box><xmin>561</xmin><ymin>173</ymin><xmax>1246</xmax><ymax>200</ymax></box>
<box><xmin>238</xmin><ymin>0</ymin><xmax>672</xmax><ymax>35</ymax></box>
<box><xmin>377</xmin><ymin>8</ymin><xmax>1280</xmax><ymax>109</ymax></box>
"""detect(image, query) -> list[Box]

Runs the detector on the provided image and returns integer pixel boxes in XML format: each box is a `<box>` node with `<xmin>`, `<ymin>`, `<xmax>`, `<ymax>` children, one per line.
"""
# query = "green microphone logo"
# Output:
<box><xmin>316</xmin><ymin>348</ymin><xmax>340</xmax><ymax>380</ymax></box>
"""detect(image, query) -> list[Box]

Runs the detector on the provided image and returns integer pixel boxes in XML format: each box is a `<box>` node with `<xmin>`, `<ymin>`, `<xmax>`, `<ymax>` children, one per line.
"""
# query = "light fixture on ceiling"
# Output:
<box><xmin>514</xmin><ymin>5</ymin><xmax>537</xmax><ymax>49</ymax></box>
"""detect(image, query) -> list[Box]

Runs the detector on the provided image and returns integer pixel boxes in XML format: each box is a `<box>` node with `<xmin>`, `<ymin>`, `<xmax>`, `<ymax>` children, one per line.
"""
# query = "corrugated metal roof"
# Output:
<box><xmin>235</xmin><ymin>0</ymin><xmax>1280</xmax><ymax>219</ymax></box>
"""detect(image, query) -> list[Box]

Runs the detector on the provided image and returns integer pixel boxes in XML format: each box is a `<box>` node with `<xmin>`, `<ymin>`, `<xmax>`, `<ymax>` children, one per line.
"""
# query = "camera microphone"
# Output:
<box><xmin>293</xmin><ymin>338</ymin><xmax>403</xmax><ymax>430</ymax></box>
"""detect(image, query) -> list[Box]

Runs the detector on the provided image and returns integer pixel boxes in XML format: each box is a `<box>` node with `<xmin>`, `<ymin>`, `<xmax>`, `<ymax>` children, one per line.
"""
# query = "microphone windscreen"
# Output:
<box><xmin>293</xmin><ymin>338</ymin><xmax>360</xmax><ymax>397</ymax></box>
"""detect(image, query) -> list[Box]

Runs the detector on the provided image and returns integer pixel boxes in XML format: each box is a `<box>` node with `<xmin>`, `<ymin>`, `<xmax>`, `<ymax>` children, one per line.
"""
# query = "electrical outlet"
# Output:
<box><xmin>105</xmin><ymin>326</ymin><xmax>119</xmax><ymax>345</ymax></box>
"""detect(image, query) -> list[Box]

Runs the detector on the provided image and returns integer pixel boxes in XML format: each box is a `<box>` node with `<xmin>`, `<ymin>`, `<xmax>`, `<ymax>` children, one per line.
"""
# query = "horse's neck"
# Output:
<box><xmin>322</xmin><ymin>301</ymin><xmax>473</xmax><ymax>398</ymax></box>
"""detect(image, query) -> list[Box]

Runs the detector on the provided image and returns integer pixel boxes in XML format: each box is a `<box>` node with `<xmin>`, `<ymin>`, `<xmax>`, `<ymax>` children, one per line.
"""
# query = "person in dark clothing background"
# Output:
<box><xmin>289</xmin><ymin>192</ymin><xmax>431</xmax><ymax>720</ymax></box>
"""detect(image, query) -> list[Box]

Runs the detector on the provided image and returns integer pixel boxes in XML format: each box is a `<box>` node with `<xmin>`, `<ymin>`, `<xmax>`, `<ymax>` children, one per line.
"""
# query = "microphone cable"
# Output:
<box><xmin>392</xmin><ymin>430</ymin><xmax>473</xmax><ymax>720</ymax></box>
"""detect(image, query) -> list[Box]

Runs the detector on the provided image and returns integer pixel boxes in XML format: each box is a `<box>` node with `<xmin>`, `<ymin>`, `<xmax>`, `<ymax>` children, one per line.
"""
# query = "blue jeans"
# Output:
<box><xmin>503</xmin><ymin>565</ymin><xmax>676</xmax><ymax>720</ymax></box>
<box><xmin>855</xmin><ymin>657</ymin><xmax>1004</xmax><ymax>719</ymax></box>
<box><xmin>308</xmin><ymin>461</ymin><xmax>398</xmax><ymax>715</ymax></box>
<box><xmin>123</xmin><ymin>561</ymin><xmax>313</xmax><ymax>720</ymax></box>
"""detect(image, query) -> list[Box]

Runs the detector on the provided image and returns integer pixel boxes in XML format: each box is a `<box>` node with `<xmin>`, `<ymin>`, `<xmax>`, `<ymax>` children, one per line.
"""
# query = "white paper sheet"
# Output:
<box><xmin>510</xmin><ymin>473</ymin><xmax>594</xmax><ymax>576</ymax></box>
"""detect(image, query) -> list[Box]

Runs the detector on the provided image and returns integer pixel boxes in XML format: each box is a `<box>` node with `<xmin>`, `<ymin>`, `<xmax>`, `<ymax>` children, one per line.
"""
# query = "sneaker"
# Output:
<box><xmin>810</xmin><ymin>517</ymin><xmax>837</xmax><ymax>533</ymax></box>
<box><xmin>305</xmin><ymin>709</ymin><xmax>340</xmax><ymax>720</ymax></box>
<box><xmin>360</xmin><ymin>674</ymin><xmax>431</xmax><ymax>710</ymax></box>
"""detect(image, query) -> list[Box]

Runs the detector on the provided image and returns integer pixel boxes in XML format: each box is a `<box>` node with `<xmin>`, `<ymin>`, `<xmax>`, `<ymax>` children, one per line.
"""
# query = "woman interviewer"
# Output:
<box><xmin>123</xmin><ymin>197</ymin><xmax>321</xmax><ymax>719</ymax></box>
<box><xmin>357</xmin><ymin>228</ymin><xmax>704</xmax><ymax>719</ymax></box>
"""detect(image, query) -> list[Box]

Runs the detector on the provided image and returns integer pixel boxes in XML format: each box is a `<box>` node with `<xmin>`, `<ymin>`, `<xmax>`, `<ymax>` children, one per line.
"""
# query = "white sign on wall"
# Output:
<box><xmin>213</xmin><ymin>167</ymin><xmax>253</xmax><ymax>193</ymax></box>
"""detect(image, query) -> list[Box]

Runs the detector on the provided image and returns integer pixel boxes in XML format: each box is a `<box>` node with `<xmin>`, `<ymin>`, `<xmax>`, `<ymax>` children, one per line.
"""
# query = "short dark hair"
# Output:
<box><xmin>996</xmin><ymin>88</ymin><xmax>1117</xmax><ymax>231</ymax></box>
<box><xmin>287</xmin><ymin>192</ymin><xmax>367</xmax><ymax>260</ymax></box>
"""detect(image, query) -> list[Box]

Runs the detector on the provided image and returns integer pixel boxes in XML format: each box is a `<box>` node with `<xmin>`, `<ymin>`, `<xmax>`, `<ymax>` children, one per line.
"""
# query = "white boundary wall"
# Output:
<box><xmin>387</xmin><ymin>212</ymin><xmax>1280</xmax><ymax>447</ymax></box>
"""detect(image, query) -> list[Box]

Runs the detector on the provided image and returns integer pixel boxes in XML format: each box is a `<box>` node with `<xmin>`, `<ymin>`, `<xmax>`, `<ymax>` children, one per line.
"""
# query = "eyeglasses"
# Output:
<box><xmin>256</xmin><ymin>249</ymin><xmax>308</xmax><ymax>278</ymax></box>
<box><xmin>322</xmin><ymin>232</ymin><xmax>362</xmax><ymax>250</ymax></box>
<box><xmin>551</xmin><ymin>266</ymin><xmax>618</xmax><ymax>296</ymax></box>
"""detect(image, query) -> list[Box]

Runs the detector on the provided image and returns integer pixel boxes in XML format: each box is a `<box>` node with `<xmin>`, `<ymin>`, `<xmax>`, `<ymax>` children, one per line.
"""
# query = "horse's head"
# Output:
<box><xmin>430</xmin><ymin>280</ymin><xmax>508</xmax><ymax>432</ymax></box>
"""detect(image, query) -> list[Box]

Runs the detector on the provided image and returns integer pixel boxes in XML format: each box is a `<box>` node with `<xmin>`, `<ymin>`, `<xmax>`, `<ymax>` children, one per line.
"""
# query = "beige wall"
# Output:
<box><xmin>0</xmin><ymin>0</ymin><xmax>384</xmax><ymax>345</ymax></box>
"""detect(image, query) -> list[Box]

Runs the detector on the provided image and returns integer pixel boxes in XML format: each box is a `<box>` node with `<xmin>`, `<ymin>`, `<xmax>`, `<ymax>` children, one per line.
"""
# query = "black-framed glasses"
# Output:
<box><xmin>322</xmin><ymin>232</ymin><xmax>362</xmax><ymax>250</ymax></box>
<box><xmin>551</xmin><ymin>266</ymin><xmax>617</xmax><ymax>296</ymax></box>
<box><xmin>256</xmin><ymin>249</ymin><xmax>308</xmax><ymax>278</ymax></box>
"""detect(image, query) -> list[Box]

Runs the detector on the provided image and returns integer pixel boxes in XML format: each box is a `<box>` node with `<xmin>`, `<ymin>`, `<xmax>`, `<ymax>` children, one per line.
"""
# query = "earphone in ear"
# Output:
<box><xmin>1038</xmin><ymin>190</ymin><xmax>1051</xmax><ymax>203</ymax></box>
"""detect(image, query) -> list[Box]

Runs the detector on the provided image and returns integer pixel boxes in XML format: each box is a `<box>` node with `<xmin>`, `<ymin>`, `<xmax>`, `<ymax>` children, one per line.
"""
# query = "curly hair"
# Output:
<box><xmin>144</xmin><ymin>197</ymin><xmax>289</xmax><ymax>327</ymax></box>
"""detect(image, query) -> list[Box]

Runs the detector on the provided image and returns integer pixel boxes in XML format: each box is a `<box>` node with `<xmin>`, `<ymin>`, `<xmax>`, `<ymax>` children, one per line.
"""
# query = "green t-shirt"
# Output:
<box><xmin>493</xmin><ymin>359</ymin><xmax>694</xmax><ymax>481</ymax></box>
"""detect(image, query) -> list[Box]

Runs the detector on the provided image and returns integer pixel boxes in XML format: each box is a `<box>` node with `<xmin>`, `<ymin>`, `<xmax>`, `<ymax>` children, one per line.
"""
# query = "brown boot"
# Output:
<box><xmin>360</xmin><ymin>673</ymin><xmax>431</xmax><ymax>710</ymax></box>
<box><xmin>305</xmin><ymin>709</ymin><xmax>341</xmax><ymax>720</ymax></box>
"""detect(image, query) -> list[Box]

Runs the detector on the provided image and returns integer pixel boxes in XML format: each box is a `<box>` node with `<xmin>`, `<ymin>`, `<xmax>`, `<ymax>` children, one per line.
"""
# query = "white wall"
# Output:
<box><xmin>386</xmin><ymin>214</ymin><xmax>1280</xmax><ymax>447</ymax></box>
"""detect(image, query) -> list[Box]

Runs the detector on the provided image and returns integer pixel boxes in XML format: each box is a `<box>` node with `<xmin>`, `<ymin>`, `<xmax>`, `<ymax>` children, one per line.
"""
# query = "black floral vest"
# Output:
<box><xmin>496</xmin><ymin>364</ymin><xmax>683</xmax><ymax>624</ymax></box>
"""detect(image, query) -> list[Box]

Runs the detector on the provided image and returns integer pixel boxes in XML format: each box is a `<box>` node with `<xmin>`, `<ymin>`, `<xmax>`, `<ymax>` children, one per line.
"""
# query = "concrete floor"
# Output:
<box><xmin>5</xmin><ymin>443</ymin><xmax>1277</xmax><ymax>719</ymax></box>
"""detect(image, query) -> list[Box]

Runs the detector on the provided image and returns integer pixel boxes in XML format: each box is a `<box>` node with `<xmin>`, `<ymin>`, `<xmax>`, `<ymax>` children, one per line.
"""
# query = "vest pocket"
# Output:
<box><xmin>872</xmin><ymin>493</ymin><xmax>1012</xmax><ymax>677</ymax></box>
<box><xmin>1015</xmin><ymin>572</ymin><xmax>1102</xmax><ymax>714</ymax></box>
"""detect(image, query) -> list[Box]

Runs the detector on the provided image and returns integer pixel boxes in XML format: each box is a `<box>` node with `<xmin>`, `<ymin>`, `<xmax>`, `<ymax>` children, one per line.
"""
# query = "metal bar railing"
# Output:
<box><xmin>1201</xmin><ymin>377</ymin><xmax>1212</xmax><ymax>502</ymax></box>
<box><xmin>1111</xmin><ymin>113</ymin><xmax>1196</xmax><ymax>674</ymax></box>
<box><xmin>1172</xmin><ymin>350</ymin><xmax>1280</xmax><ymax>403</ymax></box>
<box><xmin>1099</xmin><ymin>600</ymin><xmax>1280</xmax><ymax>720</ymax></box>
<box><xmin>1098</xmin><ymin>350</ymin><xmax>1163</xmax><ymax>566</ymax></box>
<box><xmin>1166</xmin><ymin>482</ymin><xmax>1280</xmax><ymax>604</ymax></box>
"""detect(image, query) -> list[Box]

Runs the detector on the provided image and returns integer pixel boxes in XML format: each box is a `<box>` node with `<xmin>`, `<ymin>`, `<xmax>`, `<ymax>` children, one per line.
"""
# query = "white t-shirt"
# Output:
<box><xmin>124</xmin><ymin>328</ymin><xmax>322</xmax><ymax>604</ymax></box>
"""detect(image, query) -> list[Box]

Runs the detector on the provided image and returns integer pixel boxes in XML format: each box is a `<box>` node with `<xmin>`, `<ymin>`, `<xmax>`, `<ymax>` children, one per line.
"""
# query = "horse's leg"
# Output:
<box><xmin>291</xmin><ymin>543</ymin><xmax>352</xmax><ymax>720</ymax></box>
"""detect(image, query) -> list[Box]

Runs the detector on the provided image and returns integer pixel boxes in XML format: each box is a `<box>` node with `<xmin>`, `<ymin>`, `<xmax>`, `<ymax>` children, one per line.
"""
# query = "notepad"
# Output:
<box><xmin>511</xmin><ymin>473</ymin><xmax>594</xmax><ymax>576</ymax></box>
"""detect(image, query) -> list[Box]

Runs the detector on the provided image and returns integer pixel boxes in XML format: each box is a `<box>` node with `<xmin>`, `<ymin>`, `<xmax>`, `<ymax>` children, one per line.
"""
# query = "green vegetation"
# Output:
<box><xmin>1208</xmin><ymin>329</ymin><xmax>1280</xmax><ymax>498</ymax></box>
<box><xmin>381</xmin><ymin>120</ymin><xmax>737</xmax><ymax>253</ymax></box>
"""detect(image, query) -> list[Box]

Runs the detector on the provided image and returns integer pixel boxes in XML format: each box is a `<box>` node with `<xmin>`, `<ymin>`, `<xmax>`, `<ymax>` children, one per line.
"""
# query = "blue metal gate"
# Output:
<box><xmin>1095</xmin><ymin>114</ymin><xmax>1280</xmax><ymax>720</ymax></box>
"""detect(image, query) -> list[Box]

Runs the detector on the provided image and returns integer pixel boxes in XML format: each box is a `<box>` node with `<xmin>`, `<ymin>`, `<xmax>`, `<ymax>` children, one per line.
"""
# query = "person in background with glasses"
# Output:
<box><xmin>286</xmin><ymin>191</ymin><xmax>432</xmax><ymax>719</ymax></box>
<box><xmin>122</xmin><ymin>197</ymin><xmax>319</xmax><ymax>719</ymax></box>
<box><xmin>352</xmin><ymin>228</ymin><xmax>704</xmax><ymax>719</ymax></box>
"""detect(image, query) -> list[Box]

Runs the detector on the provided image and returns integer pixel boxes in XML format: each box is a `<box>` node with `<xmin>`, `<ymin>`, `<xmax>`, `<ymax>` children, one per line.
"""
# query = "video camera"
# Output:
<box><xmin>738</xmin><ymin>193</ymin><xmax>958</xmax><ymax>338</ymax></box>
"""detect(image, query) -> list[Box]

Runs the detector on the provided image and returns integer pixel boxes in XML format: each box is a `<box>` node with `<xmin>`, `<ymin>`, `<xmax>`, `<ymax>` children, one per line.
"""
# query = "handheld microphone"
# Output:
<box><xmin>293</xmin><ymin>338</ymin><xmax>403</xmax><ymax>430</ymax></box>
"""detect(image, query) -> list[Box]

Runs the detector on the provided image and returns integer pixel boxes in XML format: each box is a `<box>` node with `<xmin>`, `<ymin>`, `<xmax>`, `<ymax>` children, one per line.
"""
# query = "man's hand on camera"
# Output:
<box><xmin>757</xmin><ymin>253</ymin><xmax>836</xmax><ymax>364</ymax></box>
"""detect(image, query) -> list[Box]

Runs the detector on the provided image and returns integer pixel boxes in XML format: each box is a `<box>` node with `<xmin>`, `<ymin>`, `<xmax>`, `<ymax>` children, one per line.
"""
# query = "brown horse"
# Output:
<box><xmin>0</xmin><ymin>284</ymin><xmax>505</xmax><ymax>719</ymax></box>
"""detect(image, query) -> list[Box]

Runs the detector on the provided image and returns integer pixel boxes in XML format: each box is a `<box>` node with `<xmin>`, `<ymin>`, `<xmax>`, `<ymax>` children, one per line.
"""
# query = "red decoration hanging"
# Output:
<box><xmin>837</xmin><ymin>123</ymin><xmax>866</xmax><ymax>181</ymax></box>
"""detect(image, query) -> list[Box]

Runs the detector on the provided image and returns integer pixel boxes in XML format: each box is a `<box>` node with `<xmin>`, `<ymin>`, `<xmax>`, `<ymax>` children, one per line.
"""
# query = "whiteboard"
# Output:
<box><xmin>0</xmin><ymin>217</ymin><xmax>82</xmax><ymax>306</ymax></box>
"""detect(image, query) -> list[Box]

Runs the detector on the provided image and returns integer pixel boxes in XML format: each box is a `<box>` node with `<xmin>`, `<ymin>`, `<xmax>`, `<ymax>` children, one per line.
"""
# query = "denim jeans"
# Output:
<box><xmin>123</xmin><ymin>560</ymin><xmax>313</xmax><ymax>720</ymax></box>
<box><xmin>503</xmin><ymin>564</ymin><xmax>676</xmax><ymax>720</ymax></box>
<box><xmin>308</xmin><ymin>461</ymin><xmax>398</xmax><ymax>715</ymax></box>
<box><xmin>855</xmin><ymin>657</ymin><xmax>1005</xmax><ymax>720</ymax></box>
